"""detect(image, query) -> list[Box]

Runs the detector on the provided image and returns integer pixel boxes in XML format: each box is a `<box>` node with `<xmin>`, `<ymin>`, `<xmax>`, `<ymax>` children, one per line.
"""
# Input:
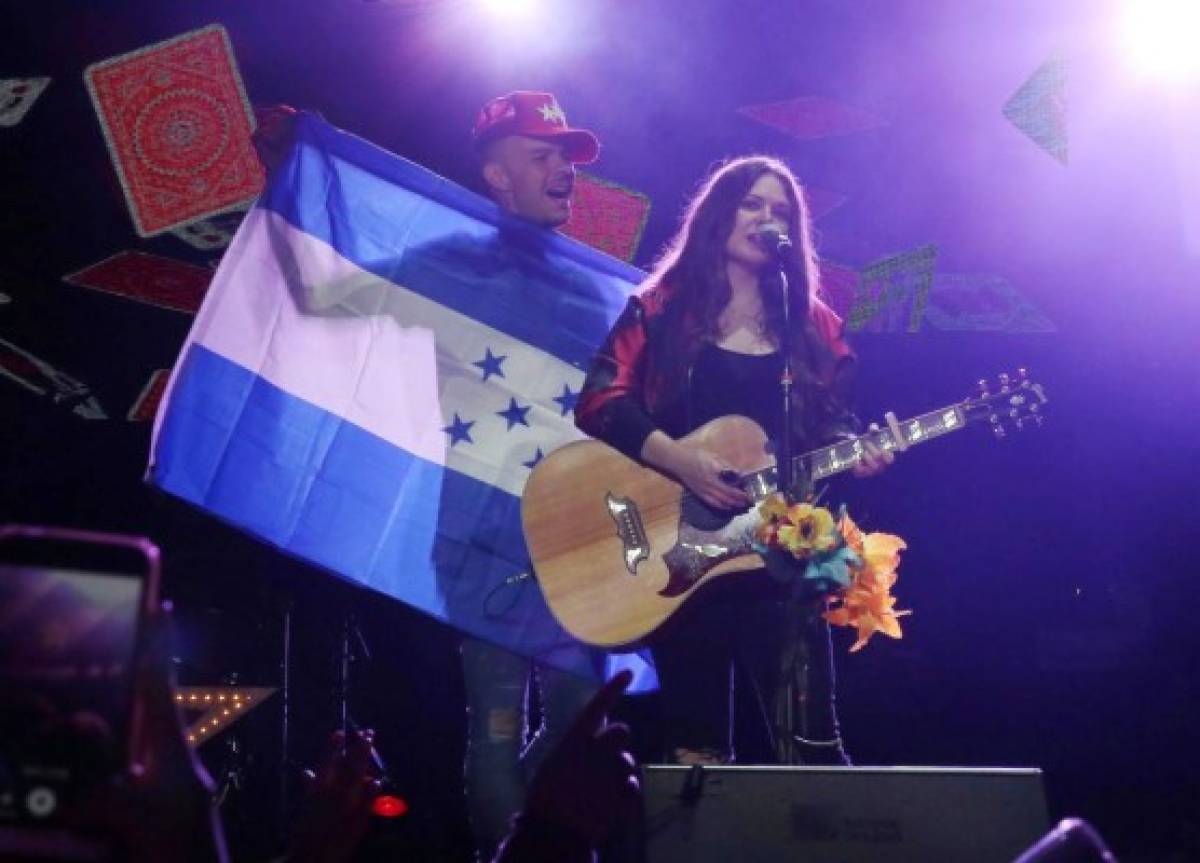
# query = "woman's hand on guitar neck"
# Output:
<box><xmin>850</xmin><ymin>423</ymin><xmax>895</xmax><ymax>479</ymax></box>
<box><xmin>641</xmin><ymin>431</ymin><xmax>750</xmax><ymax>511</ymax></box>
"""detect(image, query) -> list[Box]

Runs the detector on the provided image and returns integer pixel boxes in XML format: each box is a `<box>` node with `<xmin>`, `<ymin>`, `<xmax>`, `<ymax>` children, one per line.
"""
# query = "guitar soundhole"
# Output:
<box><xmin>681</xmin><ymin>495</ymin><xmax>738</xmax><ymax>532</ymax></box>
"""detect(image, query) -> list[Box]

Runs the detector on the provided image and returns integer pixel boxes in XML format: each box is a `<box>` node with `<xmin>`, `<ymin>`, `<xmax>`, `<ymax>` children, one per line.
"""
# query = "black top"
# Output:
<box><xmin>688</xmin><ymin>342</ymin><xmax>786</xmax><ymax>444</ymax></box>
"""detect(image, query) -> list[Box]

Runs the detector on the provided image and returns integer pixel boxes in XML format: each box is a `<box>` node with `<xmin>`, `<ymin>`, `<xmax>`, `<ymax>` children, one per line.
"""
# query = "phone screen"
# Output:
<box><xmin>0</xmin><ymin>530</ymin><xmax>155</xmax><ymax>826</ymax></box>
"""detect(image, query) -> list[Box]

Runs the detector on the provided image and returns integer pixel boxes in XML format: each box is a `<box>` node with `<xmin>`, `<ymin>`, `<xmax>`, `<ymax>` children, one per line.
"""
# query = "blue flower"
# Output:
<box><xmin>802</xmin><ymin>545</ymin><xmax>862</xmax><ymax>595</ymax></box>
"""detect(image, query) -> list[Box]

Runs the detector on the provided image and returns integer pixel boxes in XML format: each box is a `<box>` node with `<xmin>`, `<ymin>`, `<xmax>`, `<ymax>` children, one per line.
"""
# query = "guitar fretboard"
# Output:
<box><xmin>801</xmin><ymin>404</ymin><xmax>967</xmax><ymax>481</ymax></box>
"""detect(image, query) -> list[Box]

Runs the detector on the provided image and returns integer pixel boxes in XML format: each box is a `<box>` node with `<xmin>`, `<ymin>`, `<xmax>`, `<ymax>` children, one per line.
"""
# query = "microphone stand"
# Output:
<box><xmin>770</xmin><ymin>237</ymin><xmax>813</xmax><ymax>766</ymax></box>
<box><xmin>774</xmin><ymin>241</ymin><xmax>797</xmax><ymax>503</ymax></box>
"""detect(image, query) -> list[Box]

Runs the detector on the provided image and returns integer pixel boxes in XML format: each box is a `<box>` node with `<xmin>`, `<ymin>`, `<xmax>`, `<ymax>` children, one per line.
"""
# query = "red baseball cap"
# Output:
<box><xmin>472</xmin><ymin>91</ymin><xmax>599</xmax><ymax>164</ymax></box>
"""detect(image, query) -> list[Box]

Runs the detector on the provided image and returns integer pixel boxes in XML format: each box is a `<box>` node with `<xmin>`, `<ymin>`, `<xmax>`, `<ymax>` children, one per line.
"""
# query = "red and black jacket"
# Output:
<box><xmin>575</xmin><ymin>281</ymin><xmax>859</xmax><ymax>461</ymax></box>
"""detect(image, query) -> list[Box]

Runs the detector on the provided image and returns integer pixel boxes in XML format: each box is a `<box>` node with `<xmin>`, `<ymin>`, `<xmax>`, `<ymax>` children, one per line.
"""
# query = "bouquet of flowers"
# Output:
<box><xmin>751</xmin><ymin>493</ymin><xmax>910</xmax><ymax>652</ymax></box>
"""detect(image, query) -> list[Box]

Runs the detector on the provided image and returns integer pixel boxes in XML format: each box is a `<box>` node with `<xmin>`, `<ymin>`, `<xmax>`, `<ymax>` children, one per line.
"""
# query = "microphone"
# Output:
<box><xmin>753</xmin><ymin>223</ymin><xmax>793</xmax><ymax>255</ymax></box>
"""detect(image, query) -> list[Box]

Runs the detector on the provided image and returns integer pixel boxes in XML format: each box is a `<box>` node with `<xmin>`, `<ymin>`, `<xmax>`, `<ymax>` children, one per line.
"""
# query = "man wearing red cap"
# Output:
<box><xmin>460</xmin><ymin>90</ymin><xmax>608</xmax><ymax>860</ymax></box>
<box><xmin>471</xmin><ymin>90</ymin><xmax>599</xmax><ymax>227</ymax></box>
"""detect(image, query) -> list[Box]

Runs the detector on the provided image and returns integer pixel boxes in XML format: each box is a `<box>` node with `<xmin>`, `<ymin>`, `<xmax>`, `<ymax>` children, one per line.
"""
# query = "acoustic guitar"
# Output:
<box><xmin>521</xmin><ymin>371</ymin><xmax>1047</xmax><ymax>648</ymax></box>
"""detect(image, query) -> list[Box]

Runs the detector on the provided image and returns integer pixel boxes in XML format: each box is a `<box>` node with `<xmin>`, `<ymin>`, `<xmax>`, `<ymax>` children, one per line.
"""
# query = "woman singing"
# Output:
<box><xmin>575</xmin><ymin>155</ymin><xmax>891</xmax><ymax>765</ymax></box>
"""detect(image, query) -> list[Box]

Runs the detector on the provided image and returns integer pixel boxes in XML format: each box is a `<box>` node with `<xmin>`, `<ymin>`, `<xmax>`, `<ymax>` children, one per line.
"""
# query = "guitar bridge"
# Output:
<box><xmin>682</xmin><ymin>542</ymin><xmax>729</xmax><ymax>558</ymax></box>
<box><xmin>605</xmin><ymin>492</ymin><xmax>649</xmax><ymax>574</ymax></box>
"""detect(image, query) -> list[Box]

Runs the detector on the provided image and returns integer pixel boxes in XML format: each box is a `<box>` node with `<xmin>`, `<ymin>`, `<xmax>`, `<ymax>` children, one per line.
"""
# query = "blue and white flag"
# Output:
<box><xmin>149</xmin><ymin>114</ymin><xmax>653</xmax><ymax>689</ymax></box>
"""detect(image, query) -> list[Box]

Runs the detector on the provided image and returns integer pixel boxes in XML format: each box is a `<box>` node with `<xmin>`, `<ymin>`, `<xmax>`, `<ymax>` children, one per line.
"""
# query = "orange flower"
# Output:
<box><xmin>759</xmin><ymin>501</ymin><xmax>912</xmax><ymax>652</ymax></box>
<box><xmin>838</xmin><ymin>510</ymin><xmax>865</xmax><ymax>555</ymax></box>
<box><xmin>824</xmin><ymin>515</ymin><xmax>910</xmax><ymax>651</ymax></box>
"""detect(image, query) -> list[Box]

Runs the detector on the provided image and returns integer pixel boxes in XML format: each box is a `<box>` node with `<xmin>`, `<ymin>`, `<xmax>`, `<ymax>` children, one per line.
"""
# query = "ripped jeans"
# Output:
<box><xmin>461</xmin><ymin>637</ymin><xmax>598</xmax><ymax>860</ymax></box>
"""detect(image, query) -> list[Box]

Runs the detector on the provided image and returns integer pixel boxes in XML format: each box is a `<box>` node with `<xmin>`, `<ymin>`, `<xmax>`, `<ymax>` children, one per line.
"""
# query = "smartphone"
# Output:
<box><xmin>0</xmin><ymin>525</ymin><xmax>160</xmax><ymax>829</ymax></box>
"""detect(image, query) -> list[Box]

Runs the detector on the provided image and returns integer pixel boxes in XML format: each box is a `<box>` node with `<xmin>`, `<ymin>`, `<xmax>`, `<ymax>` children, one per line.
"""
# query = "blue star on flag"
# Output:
<box><xmin>552</xmin><ymin>383</ymin><xmax>578</xmax><ymax>417</ymax></box>
<box><xmin>472</xmin><ymin>347</ymin><xmax>507</xmax><ymax>381</ymax></box>
<box><xmin>497</xmin><ymin>397</ymin><xmax>532</xmax><ymax>430</ymax></box>
<box><xmin>442</xmin><ymin>413</ymin><xmax>475</xmax><ymax>446</ymax></box>
<box><xmin>523</xmin><ymin>447</ymin><xmax>545</xmax><ymax>469</ymax></box>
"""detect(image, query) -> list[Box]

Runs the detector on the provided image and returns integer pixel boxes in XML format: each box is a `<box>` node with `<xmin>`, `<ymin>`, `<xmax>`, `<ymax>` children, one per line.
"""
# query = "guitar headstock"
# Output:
<box><xmin>961</xmin><ymin>369</ymin><xmax>1048</xmax><ymax>437</ymax></box>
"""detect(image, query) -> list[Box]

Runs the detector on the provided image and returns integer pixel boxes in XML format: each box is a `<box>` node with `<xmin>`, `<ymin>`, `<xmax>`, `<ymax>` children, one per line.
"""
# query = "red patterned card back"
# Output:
<box><xmin>128</xmin><ymin>368</ymin><xmax>171</xmax><ymax>422</ymax></box>
<box><xmin>64</xmin><ymin>251</ymin><xmax>213</xmax><ymax>314</ymax></box>
<box><xmin>84</xmin><ymin>24</ymin><xmax>264</xmax><ymax>237</ymax></box>
<box><xmin>738</xmin><ymin>96</ymin><xmax>886</xmax><ymax>141</ymax></box>
<box><xmin>560</xmin><ymin>173</ymin><xmax>651</xmax><ymax>263</ymax></box>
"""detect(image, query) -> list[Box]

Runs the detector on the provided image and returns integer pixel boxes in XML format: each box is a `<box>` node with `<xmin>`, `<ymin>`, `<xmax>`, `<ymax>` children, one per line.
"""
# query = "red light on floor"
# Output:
<box><xmin>371</xmin><ymin>794</ymin><xmax>409</xmax><ymax>818</ymax></box>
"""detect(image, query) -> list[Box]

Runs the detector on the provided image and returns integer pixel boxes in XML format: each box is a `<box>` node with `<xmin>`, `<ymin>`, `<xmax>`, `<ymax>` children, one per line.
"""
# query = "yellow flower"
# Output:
<box><xmin>757</xmin><ymin>499</ymin><xmax>911</xmax><ymax>652</ymax></box>
<box><xmin>777</xmin><ymin>503</ymin><xmax>838</xmax><ymax>558</ymax></box>
<box><xmin>757</xmin><ymin>492</ymin><xmax>790</xmax><ymax>522</ymax></box>
<box><xmin>754</xmin><ymin>493</ymin><xmax>790</xmax><ymax>547</ymax></box>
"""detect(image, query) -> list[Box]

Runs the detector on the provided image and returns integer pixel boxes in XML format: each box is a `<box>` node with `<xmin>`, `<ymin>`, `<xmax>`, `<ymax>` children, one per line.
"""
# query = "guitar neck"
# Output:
<box><xmin>800</xmin><ymin>403</ymin><xmax>968</xmax><ymax>482</ymax></box>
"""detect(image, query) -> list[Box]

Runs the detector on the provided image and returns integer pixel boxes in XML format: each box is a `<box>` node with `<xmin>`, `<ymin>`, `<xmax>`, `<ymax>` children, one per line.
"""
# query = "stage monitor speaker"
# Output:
<box><xmin>640</xmin><ymin>765</ymin><xmax>1048</xmax><ymax>863</ymax></box>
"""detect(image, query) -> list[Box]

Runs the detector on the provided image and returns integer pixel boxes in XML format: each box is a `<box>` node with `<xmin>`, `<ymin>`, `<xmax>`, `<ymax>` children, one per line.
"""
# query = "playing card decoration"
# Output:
<box><xmin>817</xmin><ymin>259</ymin><xmax>861</xmax><ymax>320</ymax></box>
<box><xmin>170</xmin><ymin>207</ymin><xmax>248</xmax><ymax>251</ymax></box>
<box><xmin>737</xmin><ymin>95</ymin><xmax>886</xmax><ymax>141</ymax></box>
<box><xmin>84</xmin><ymin>24</ymin><xmax>264</xmax><ymax>237</ymax></box>
<box><xmin>128</xmin><ymin>368</ymin><xmax>170</xmax><ymax>422</ymax></box>
<box><xmin>64</xmin><ymin>251</ymin><xmax>213</xmax><ymax>314</ymax></box>
<box><xmin>560</xmin><ymin>173</ymin><xmax>651</xmax><ymax>263</ymax></box>
<box><xmin>0</xmin><ymin>335</ymin><xmax>107</xmax><ymax>419</ymax></box>
<box><xmin>1003</xmin><ymin>55</ymin><xmax>1068</xmax><ymax>166</ymax></box>
<box><xmin>845</xmin><ymin>244</ymin><xmax>938</xmax><ymax>333</ymax></box>
<box><xmin>925</xmin><ymin>273</ymin><xmax>1057</xmax><ymax>333</ymax></box>
<box><xmin>802</xmin><ymin>186</ymin><xmax>849</xmax><ymax>223</ymax></box>
<box><xmin>0</xmin><ymin>78</ymin><xmax>52</xmax><ymax>128</ymax></box>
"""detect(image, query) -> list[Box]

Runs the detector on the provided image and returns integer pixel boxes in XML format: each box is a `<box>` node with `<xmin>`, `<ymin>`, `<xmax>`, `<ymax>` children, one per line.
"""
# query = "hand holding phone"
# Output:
<box><xmin>0</xmin><ymin>525</ymin><xmax>228</xmax><ymax>862</ymax></box>
<box><xmin>0</xmin><ymin>526</ymin><xmax>159</xmax><ymax>830</ymax></box>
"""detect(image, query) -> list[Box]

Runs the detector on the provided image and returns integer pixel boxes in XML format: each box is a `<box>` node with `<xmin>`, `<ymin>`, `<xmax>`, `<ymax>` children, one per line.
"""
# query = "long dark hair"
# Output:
<box><xmin>644</xmin><ymin>155</ymin><xmax>826</xmax><ymax>404</ymax></box>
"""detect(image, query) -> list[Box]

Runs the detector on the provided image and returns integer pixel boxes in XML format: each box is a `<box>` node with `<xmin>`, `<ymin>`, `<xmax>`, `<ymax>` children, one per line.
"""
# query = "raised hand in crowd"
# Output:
<box><xmin>72</xmin><ymin>601</ymin><xmax>231</xmax><ymax>863</ymax></box>
<box><xmin>493</xmin><ymin>668</ymin><xmax>640</xmax><ymax>863</ymax></box>
<box><xmin>284</xmin><ymin>728</ymin><xmax>382</xmax><ymax>863</ymax></box>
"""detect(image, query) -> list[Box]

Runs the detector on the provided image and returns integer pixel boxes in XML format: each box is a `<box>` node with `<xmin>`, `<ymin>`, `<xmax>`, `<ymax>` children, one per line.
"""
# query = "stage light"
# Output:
<box><xmin>477</xmin><ymin>0</ymin><xmax>539</xmax><ymax>21</ymax></box>
<box><xmin>371</xmin><ymin>794</ymin><xmax>409</xmax><ymax>818</ymax></box>
<box><xmin>174</xmin><ymin>686</ymin><xmax>277</xmax><ymax>747</ymax></box>
<box><xmin>1115</xmin><ymin>0</ymin><xmax>1200</xmax><ymax>83</ymax></box>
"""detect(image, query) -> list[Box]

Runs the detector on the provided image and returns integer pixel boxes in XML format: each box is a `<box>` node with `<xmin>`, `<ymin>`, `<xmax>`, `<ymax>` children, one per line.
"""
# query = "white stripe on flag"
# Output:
<box><xmin>191</xmin><ymin>207</ymin><xmax>585</xmax><ymax>498</ymax></box>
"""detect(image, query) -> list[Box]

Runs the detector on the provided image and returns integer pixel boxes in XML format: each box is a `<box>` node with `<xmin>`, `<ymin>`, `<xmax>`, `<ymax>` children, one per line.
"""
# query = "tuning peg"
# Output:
<box><xmin>977</xmin><ymin>379</ymin><xmax>990</xmax><ymax>397</ymax></box>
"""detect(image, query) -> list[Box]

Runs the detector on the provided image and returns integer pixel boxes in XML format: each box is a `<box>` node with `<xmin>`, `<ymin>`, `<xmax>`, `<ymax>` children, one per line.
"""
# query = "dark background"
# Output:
<box><xmin>3</xmin><ymin>1</ymin><xmax>1199</xmax><ymax>860</ymax></box>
